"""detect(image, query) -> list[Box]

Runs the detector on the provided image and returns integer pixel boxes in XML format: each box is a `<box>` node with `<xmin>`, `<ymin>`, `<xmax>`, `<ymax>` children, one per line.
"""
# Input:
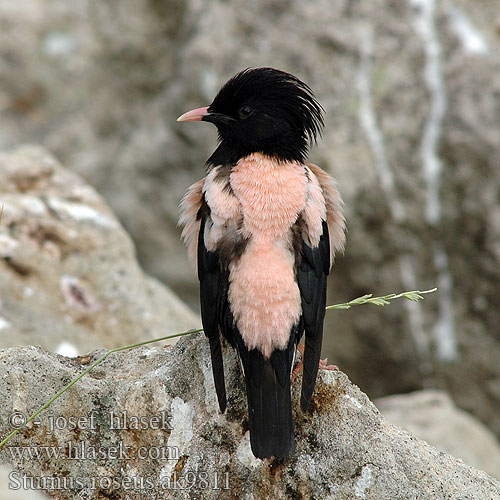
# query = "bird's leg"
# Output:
<box><xmin>290</xmin><ymin>342</ymin><xmax>338</xmax><ymax>381</ymax></box>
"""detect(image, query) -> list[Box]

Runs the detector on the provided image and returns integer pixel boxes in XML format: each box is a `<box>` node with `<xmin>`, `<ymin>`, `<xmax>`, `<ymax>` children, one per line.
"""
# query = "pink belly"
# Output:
<box><xmin>228</xmin><ymin>238</ymin><xmax>302</xmax><ymax>358</ymax></box>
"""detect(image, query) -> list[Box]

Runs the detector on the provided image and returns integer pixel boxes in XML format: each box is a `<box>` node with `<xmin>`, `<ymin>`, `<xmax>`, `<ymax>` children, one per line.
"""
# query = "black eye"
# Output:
<box><xmin>238</xmin><ymin>106</ymin><xmax>253</xmax><ymax>119</ymax></box>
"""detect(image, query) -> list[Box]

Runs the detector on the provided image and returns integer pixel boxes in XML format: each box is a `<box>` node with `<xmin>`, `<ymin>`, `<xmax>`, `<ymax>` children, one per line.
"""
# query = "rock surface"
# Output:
<box><xmin>376</xmin><ymin>390</ymin><xmax>500</xmax><ymax>479</ymax></box>
<box><xmin>0</xmin><ymin>336</ymin><xmax>499</xmax><ymax>500</ymax></box>
<box><xmin>0</xmin><ymin>466</ymin><xmax>47</xmax><ymax>500</ymax></box>
<box><xmin>0</xmin><ymin>146</ymin><xmax>199</xmax><ymax>354</ymax></box>
<box><xmin>0</xmin><ymin>0</ymin><xmax>499</xmax><ymax>441</ymax></box>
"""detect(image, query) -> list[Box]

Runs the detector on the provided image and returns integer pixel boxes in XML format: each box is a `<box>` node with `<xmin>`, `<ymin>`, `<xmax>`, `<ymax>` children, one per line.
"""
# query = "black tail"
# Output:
<box><xmin>236</xmin><ymin>335</ymin><xmax>296</xmax><ymax>459</ymax></box>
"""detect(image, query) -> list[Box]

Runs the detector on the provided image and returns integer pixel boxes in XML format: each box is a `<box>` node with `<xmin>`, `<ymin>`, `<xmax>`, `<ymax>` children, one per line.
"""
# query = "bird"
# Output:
<box><xmin>177</xmin><ymin>67</ymin><xmax>346</xmax><ymax>460</ymax></box>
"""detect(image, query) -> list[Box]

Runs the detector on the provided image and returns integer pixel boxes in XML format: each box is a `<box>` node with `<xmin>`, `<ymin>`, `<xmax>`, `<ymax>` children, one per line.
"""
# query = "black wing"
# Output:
<box><xmin>297</xmin><ymin>220</ymin><xmax>330</xmax><ymax>411</ymax></box>
<box><xmin>197</xmin><ymin>212</ymin><xmax>227</xmax><ymax>413</ymax></box>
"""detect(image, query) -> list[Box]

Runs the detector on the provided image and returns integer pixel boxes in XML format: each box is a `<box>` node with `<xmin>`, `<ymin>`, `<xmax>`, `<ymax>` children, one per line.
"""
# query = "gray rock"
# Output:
<box><xmin>0</xmin><ymin>337</ymin><xmax>499</xmax><ymax>499</ymax></box>
<box><xmin>1</xmin><ymin>0</ymin><xmax>500</xmax><ymax>449</ymax></box>
<box><xmin>0</xmin><ymin>146</ymin><xmax>199</xmax><ymax>354</ymax></box>
<box><xmin>376</xmin><ymin>390</ymin><xmax>500</xmax><ymax>479</ymax></box>
<box><xmin>0</xmin><ymin>466</ymin><xmax>48</xmax><ymax>499</ymax></box>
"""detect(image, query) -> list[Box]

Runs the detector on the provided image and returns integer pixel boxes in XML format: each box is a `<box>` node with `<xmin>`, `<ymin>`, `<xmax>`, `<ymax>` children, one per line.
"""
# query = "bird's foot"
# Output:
<box><xmin>290</xmin><ymin>342</ymin><xmax>338</xmax><ymax>381</ymax></box>
<box><xmin>319</xmin><ymin>358</ymin><xmax>338</xmax><ymax>372</ymax></box>
<box><xmin>290</xmin><ymin>359</ymin><xmax>304</xmax><ymax>381</ymax></box>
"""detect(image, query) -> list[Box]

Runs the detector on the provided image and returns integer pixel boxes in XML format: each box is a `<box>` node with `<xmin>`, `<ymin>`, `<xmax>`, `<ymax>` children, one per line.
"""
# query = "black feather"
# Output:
<box><xmin>297</xmin><ymin>221</ymin><xmax>330</xmax><ymax>412</ymax></box>
<box><xmin>197</xmin><ymin>215</ymin><xmax>227</xmax><ymax>413</ymax></box>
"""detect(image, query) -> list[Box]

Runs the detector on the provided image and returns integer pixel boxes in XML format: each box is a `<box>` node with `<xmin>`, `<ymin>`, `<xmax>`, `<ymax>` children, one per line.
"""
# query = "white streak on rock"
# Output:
<box><xmin>138</xmin><ymin>347</ymin><xmax>157</xmax><ymax>357</ymax></box>
<box><xmin>47</xmin><ymin>197</ymin><xmax>117</xmax><ymax>228</ymax></box>
<box><xmin>398</xmin><ymin>254</ymin><xmax>432</xmax><ymax>375</ymax></box>
<box><xmin>357</xmin><ymin>27</ymin><xmax>431</xmax><ymax>372</ymax></box>
<box><xmin>42</xmin><ymin>32</ymin><xmax>77</xmax><ymax>58</ymax></box>
<box><xmin>56</xmin><ymin>342</ymin><xmax>78</xmax><ymax>357</ymax></box>
<box><xmin>0</xmin><ymin>234</ymin><xmax>19</xmax><ymax>256</ymax></box>
<box><xmin>434</xmin><ymin>244</ymin><xmax>458</xmax><ymax>360</ymax></box>
<box><xmin>344</xmin><ymin>394</ymin><xmax>363</xmax><ymax>409</ymax></box>
<box><xmin>410</xmin><ymin>0</ymin><xmax>446</xmax><ymax>226</ymax></box>
<box><xmin>355</xmin><ymin>465</ymin><xmax>372</xmax><ymax>499</ymax></box>
<box><xmin>236</xmin><ymin>431</ymin><xmax>261</xmax><ymax>469</ymax></box>
<box><xmin>162</xmin><ymin>397</ymin><xmax>195</xmax><ymax>478</ymax></box>
<box><xmin>18</xmin><ymin>196</ymin><xmax>48</xmax><ymax>216</ymax></box>
<box><xmin>357</xmin><ymin>27</ymin><xmax>404</xmax><ymax>224</ymax></box>
<box><xmin>168</xmin><ymin>397</ymin><xmax>194</xmax><ymax>454</ymax></box>
<box><xmin>445</xmin><ymin>3</ymin><xmax>488</xmax><ymax>55</ymax></box>
<box><xmin>410</xmin><ymin>0</ymin><xmax>459</xmax><ymax>362</ymax></box>
<box><xmin>0</xmin><ymin>316</ymin><xmax>12</xmax><ymax>330</ymax></box>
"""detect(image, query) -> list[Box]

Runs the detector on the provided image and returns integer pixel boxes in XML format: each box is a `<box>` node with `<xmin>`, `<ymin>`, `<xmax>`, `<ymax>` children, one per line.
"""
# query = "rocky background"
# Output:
<box><xmin>0</xmin><ymin>0</ymin><xmax>500</xmax><ymax>495</ymax></box>
<box><xmin>0</xmin><ymin>147</ymin><xmax>199</xmax><ymax>355</ymax></box>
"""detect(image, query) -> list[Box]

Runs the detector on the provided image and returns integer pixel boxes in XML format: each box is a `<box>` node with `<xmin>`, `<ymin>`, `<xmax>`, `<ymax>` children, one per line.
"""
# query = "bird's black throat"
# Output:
<box><xmin>205</xmin><ymin>135</ymin><xmax>310</xmax><ymax>169</ymax></box>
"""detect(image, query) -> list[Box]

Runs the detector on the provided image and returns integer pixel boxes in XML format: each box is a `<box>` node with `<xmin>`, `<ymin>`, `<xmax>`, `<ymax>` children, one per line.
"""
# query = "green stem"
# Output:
<box><xmin>326</xmin><ymin>288</ymin><xmax>437</xmax><ymax>310</ymax></box>
<box><xmin>0</xmin><ymin>328</ymin><xmax>202</xmax><ymax>449</ymax></box>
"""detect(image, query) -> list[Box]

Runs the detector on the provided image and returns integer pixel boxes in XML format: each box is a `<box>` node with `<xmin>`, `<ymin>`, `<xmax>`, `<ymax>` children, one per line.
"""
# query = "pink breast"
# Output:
<box><xmin>228</xmin><ymin>154</ymin><xmax>307</xmax><ymax>357</ymax></box>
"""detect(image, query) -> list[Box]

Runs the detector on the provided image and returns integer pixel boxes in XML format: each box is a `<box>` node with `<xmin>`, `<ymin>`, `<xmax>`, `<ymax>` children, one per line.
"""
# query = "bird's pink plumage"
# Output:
<box><xmin>179</xmin><ymin>153</ymin><xmax>345</xmax><ymax>358</ymax></box>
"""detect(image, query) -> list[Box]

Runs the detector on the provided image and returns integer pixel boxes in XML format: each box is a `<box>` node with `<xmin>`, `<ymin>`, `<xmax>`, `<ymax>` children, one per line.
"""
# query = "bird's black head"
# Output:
<box><xmin>178</xmin><ymin>68</ymin><xmax>324</xmax><ymax>167</ymax></box>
